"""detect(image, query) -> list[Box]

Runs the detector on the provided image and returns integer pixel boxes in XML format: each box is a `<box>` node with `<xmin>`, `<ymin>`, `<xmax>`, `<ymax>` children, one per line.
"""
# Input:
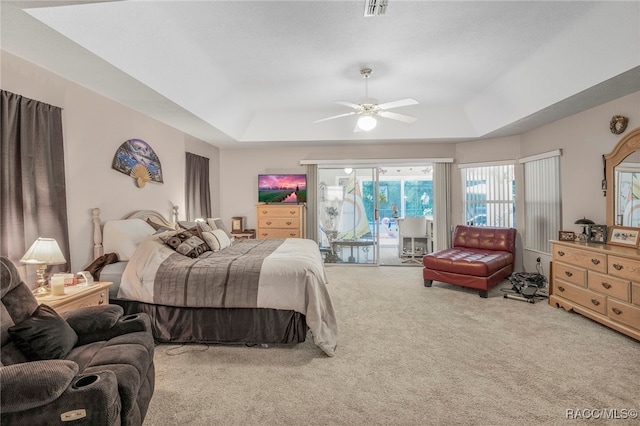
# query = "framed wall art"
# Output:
<box><xmin>607</xmin><ymin>226</ymin><xmax>640</xmax><ymax>248</ymax></box>
<box><xmin>558</xmin><ymin>231</ymin><xmax>576</xmax><ymax>241</ymax></box>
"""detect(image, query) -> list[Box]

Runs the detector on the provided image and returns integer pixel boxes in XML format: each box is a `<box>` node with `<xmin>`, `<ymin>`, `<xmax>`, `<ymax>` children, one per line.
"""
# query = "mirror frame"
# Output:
<box><xmin>605</xmin><ymin>127</ymin><xmax>640</xmax><ymax>227</ymax></box>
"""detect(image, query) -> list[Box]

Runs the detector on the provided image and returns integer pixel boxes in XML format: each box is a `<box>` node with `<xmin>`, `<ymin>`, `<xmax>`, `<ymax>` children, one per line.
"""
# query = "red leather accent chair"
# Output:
<box><xmin>422</xmin><ymin>225</ymin><xmax>516</xmax><ymax>297</ymax></box>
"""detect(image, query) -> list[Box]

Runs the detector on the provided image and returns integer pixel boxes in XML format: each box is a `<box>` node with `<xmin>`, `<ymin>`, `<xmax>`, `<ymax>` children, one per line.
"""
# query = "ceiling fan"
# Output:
<box><xmin>314</xmin><ymin>68</ymin><xmax>418</xmax><ymax>132</ymax></box>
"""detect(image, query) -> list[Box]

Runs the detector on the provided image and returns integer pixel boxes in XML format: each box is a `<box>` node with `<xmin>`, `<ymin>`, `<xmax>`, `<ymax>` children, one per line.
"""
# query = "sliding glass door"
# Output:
<box><xmin>315</xmin><ymin>164</ymin><xmax>436</xmax><ymax>266</ymax></box>
<box><xmin>317</xmin><ymin>167</ymin><xmax>379</xmax><ymax>265</ymax></box>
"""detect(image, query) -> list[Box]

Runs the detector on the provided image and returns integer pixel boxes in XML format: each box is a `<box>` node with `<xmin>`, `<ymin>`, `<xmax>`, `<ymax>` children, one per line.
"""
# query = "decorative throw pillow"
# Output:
<box><xmin>212</xmin><ymin>229</ymin><xmax>232</xmax><ymax>250</ymax></box>
<box><xmin>200</xmin><ymin>231</ymin><xmax>220</xmax><ymax>251</ymax></box>
<box><xmin>146</xmin><ymin>218</ymin><xmax>165</xmax><ymax>230</ymax></box>
<box><xmin>160</xmin><ymin>230</ymin><xmax>210</xmax><ymax>258</ymax></box>
<box><xmin>196</xmin><ymin>221</ymin><xmax>215</xmax><ymax>236</ymax></box>
<box><xmin>206</xmin><ymin>218</ymin><xmax>233</xmax><ymax>240</ymax></box>
<box><xmin>177</xmin><ymin>221</ymin><xmax>199</xmax><ymax>232</ymax></box>
<box><xmin>8</xmin><ymin>304</ymin><xmax>78</xmax><ymax>361</ymax></box>
<box><xmin>196</xmin><ymin>222</ymin><xmax>218</xmax><ymax>251</ymax></box>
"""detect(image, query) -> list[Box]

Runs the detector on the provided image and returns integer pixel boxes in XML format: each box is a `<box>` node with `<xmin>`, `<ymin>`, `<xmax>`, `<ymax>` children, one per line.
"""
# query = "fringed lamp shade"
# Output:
<box><xmin>20</xmin><ymin>238</ymin><xmax>66</xmax><ymax>296</ymax></box>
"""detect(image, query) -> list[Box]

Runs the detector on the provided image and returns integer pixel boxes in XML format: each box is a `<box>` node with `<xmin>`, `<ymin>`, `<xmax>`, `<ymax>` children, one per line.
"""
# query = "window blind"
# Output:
<box><xmin>521</xmin><ymin>153</ymin><xmax>561</xmax><ymax>254</ymax></box>
<box><xmin>461</xmin><ymin>164</ymin><xmax>515</xmax><ymax>228</ymax></box>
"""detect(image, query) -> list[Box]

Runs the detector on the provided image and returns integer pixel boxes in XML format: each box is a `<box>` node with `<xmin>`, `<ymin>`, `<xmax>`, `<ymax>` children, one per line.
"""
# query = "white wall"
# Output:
<box><xmin>1</xmin><ymin>51</ymin><xmax>220</xmax><ymax>272</ymax></box>
<box><xmin>219</xmin><ymin>143</ymin><xmax>457</xmax><ymax>230</ymax></box>
<box><xmin>220</xmin><ymin>93</ymin><xmax>640</xmax><ymax>280</ymax></box>
<box><xmin>518</xmin><ymin>91</ymin><xmax>640</xmax><ymax>275</ymax></box>
<box><xmin>4</xmin><ymin>49</ymin><xmax>640</xmax><ymax>281</ymax></box>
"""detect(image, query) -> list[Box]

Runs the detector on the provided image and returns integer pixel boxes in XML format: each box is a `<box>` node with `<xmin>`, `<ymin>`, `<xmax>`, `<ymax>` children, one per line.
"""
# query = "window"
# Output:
<box><xmin>461</xmin><ymin>163</ymin><xmax>515</xmax><ymax>227</ymax></box>
<box><xmin>521</xmin><ymin>151</ymin><xmax>561</xmax><ymax>254</ymax></box>
<box><xmin>362</xmin><ymin>178</ymin><xmax>433</xmax><ymax>220</ymax></box>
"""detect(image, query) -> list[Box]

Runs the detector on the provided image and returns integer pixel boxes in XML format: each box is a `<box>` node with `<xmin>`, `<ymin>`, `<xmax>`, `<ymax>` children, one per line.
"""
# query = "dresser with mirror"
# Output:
<box><xmin>550</xmin><ymin>127</ymin><xmax>640</xmax><ymax>341</ymax></box>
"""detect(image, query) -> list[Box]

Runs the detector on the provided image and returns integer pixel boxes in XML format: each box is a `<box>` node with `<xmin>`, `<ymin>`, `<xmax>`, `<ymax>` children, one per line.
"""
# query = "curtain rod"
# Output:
<box><xmin>300</xmin><ymin>158</ymin><xmax>454</xmax><ymax>166</ymax></box>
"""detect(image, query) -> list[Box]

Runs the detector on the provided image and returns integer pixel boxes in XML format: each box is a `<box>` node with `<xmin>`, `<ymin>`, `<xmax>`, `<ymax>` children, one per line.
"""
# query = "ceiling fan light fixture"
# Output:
<box><xmin>364</xmin><ymin>0</ymin><xmax>388</xmax><ymax>17</ymax></box>
<box><xmin>357</xmin><ymin>115</ymin><xmax>377</xmax><ymax>131</ymax></box>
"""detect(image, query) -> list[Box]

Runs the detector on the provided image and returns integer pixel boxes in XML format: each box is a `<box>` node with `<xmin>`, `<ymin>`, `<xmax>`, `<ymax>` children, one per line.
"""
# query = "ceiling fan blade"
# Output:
<box><xmin>313</xmin><ymin>111</ymin><xmax>358</xmax><ymax>123</ymax></box>
<box><xmin>334</xmin><ymin>101</ymin><xmax>363</xmax><ymax>110</ymax></box>
<box><xmin>377</xmin><ymin>98</ymin><xmax>418</xmax><ymax>110</ymax></box>
<box><xmin>378</xmin><ymin>110</ymin><xmax>417</xmax><ymax>124</ymax></box>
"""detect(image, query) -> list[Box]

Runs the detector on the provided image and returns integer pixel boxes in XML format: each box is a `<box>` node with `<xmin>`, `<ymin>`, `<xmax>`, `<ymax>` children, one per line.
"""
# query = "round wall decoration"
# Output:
<box><xmin>610</xmin><ymin>115</ymin><xmax>628</xmax><ymax>135</ymax></box>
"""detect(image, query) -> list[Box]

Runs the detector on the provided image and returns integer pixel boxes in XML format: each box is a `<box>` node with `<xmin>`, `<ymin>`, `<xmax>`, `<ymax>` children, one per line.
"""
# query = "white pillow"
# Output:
<box><xmin>200</xmin><ymin>231</ymin><xmax>220</xmax><ymax>251</ymax></box>
<box><xmin>102</xmin><ymin>219</ymin><xmax>155</xmax><ymax>261</ymax></box>
<box><xmin>206</xmin><ymin>217</ymin><xmax>233</xmax><ymax>240</ymax></box>
<box><xmin>209</xmin><ymin>229</ymin><xmax>231</xmax><ymax>251</ymax></box>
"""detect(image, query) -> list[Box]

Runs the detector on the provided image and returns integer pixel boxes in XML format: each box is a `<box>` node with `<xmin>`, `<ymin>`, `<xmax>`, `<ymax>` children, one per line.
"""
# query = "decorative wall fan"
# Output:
<box><xmin>314</xmin><ymin>68</ymin><xmax>418</xmax><ymax>132</ymax></box>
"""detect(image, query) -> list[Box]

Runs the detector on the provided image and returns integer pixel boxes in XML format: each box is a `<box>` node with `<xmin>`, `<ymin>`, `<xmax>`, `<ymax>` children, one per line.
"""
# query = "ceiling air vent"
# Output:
<box><xmin>364</xmin><ymin>0</ymin><xmax>388</xmax><ymax>17</ymax></box>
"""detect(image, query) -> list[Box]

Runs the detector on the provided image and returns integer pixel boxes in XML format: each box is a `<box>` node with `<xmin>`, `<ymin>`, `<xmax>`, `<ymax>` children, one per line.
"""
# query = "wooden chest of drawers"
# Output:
<box><xmin>550</xmin><ymin>241</ymin><xmax>640</xmax><ymax>340</ymax></box>
<box><xmin>256</xmin><ymin>204</ymin><xmax>306</xmax><ymax>239</ymax></box>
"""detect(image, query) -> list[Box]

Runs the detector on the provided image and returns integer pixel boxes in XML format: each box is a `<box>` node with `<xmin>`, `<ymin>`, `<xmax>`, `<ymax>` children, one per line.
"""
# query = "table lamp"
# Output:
<box><xmin>20</xmin><ymin>237</ymin><xmax>66</xmax><ymax>296</ymax></box>
<box><xmin>574</xmin><ymin>217</ymin><xmax>595</xmax><ymax>241</ymax></box>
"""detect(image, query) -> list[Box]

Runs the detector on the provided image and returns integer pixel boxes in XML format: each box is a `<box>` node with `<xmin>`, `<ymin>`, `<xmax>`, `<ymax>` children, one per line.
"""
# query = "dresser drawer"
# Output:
<box><xmin>553</xmin><ymin>262</ymin><xmax>587</xmax><ymax>287</ymax></box>
<box><xmin>51</xmin><ymin>288</ymin><xmax>108</xmax><ymax>314</ymax></box>
<box><xmin>552</xmin><ymin>245</ymin><xmax>606</xmax><ymax>273</ymax></box>
<box><xmin>554</xmin><ymin>280</ymin><xmax>607</xmax><ymax>315</ymax></box>
<box><xmin>587</xmin><ymin>271</ymin><xmax>630</xmax><ymax>301</ymax></box>
<box><xmin>608</xmin><ymin>299</ymin><xmax>640</xmax><ymax>331</ymax></box>
<box><xmin>257</xmin><ymin>229</ymin><xmax>301</xmax><ymax>239</ymax></box>
<box><xmin>257</xmin><ymin>206</ymin><xmax>301</xmax><ymax>218</ymax></box>
<box><xmin>608</xmin><ymin>255</ymin><xmax>640</xmax><ymax>282</ymax></box>
<box><xmin>633</xmin><ymin>283</ymin><xmax>640</xmax><ymax>307</ymax></box>
<box><xmin>258</xmin><ymin>217</ymin><xmax>300</xmax><ymax>229</ymax></box>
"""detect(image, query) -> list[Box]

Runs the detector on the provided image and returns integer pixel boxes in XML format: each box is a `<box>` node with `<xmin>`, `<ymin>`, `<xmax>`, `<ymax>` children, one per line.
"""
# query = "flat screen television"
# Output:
<box><xmin>258</xmin><ymin>174</ymin><xmax>307</xmax><ymax>203</ymax></box>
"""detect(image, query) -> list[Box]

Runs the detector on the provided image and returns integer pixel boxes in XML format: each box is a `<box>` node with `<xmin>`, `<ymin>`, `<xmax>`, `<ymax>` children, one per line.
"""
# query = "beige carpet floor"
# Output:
<box><xmin>143</xmin><ymin>266</ymin><xmax>639</xmax><ymax>425</ymax></box>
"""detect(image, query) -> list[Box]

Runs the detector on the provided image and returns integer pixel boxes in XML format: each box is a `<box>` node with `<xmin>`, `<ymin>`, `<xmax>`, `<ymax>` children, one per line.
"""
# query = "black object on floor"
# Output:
<box><xmin>502</xmin><ymin>272</ymin><xmax>548</xmax><ymax>304</ymax></box>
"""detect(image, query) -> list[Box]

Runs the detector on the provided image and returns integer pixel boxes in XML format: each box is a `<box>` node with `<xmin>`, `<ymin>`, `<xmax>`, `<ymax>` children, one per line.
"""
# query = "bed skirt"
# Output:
<box><xmin>112</xmin><ymin>299</ymin><xmax>309</xmax><ymax>345</ymax></box>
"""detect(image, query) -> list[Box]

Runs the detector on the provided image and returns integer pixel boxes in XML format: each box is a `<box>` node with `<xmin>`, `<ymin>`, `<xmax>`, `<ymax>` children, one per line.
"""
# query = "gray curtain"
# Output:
<box><xmin>0</xmin><ymin>90</ymin><xmax>70</xmax><ymax>271</ymax></box>
<box><xmin>305</xmin><ymin>164</ymin><xmax>318</xmax><ymax>241</ymax></box>
<box><xmin>433</xmin><ymin>162</ymin><xmax>452</xmax><ymax>251</ymax></box>
<box><xmin>185</xmin><ymin>152</ymin><xmax>212</xmax><ymax>221</ymax></box>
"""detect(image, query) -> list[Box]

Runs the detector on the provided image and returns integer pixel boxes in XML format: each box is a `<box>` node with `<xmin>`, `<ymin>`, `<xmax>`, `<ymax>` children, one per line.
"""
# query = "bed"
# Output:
<box><xmin>90</xmin><ymin>208</ymin><xmax>337</xmax><ymax>356</ymax></box>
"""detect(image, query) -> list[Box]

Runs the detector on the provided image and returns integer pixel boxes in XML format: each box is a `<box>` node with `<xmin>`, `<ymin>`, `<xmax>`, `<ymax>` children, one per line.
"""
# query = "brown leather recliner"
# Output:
<box><xmin>0</xmin><ymin>256</ymin><xmax>155</xmax><ymax>425</ymax></box>
<box><xmin>422</xmin><ymin>225</ymin><xmax>516</xmax><ymax>297</ymax></box>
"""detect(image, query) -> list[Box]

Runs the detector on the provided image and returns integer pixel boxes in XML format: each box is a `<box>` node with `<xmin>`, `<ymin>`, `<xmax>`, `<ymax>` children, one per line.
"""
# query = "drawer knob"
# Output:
<box><xmin>261</xmin><ymin>233</ymin><xmax>268</xmax><ymax>237</ymax></box>
<box><xmin>612</xmin><ymin>307</ymin><xmax>623</xmax><ymax>315</ymax></box>
<box><xmin>262</xmin><ymin>210</ymin><xmax>267</xmax><ymax>214</ymax></box>
<box><xmin>613</xmin><ymin>263</ymin><xmax>623</xmax><ymax>270</ymax></box>
<box><xmin>558</xmin><ymin>286</ymin><xmax>565</xmax><ymax>292</ymax></box>
<box><xmin>557</xmin><ymin>251</ymin><xmax>565</xmax><ymax>256</ymax></box>
<box><xmin>266</xmin><ymin>221</ymin><xmax>272</xmax><ymax>225</ymax></box>
<box><xmin>591</xmin><ymin>258</ymin><xmax>601</xmax><ymax>265</ymax></box>
<box><xmin>601</xmin><ymin>282</ymin><xmax>612</xmax><ymax>289</ymax></box>
<box><xmin>289</xmin><ymin>211</ymin><xmax>295</xmax><ymax>215</ymax></box>
<box><xmin>286</xmin><ymin>221</ymin><xmax>292</xmax><ymax>225</ymax></box>
<box><xmin>590</xmin><ymin>299</ymin><xmax>600</xmax><ymax>306</ymax></box>
<box><xmin>564</xmin><ymin>271</ymin><xmax>573</xmax><ymax>277</ymax></box>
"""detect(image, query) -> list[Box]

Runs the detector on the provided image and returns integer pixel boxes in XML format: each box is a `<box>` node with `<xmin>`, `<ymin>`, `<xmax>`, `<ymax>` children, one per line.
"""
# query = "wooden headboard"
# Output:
<box><xmin>91</xmin><ymin>206</ymin><xmax>179</xmax><ymax>258</ymax></box>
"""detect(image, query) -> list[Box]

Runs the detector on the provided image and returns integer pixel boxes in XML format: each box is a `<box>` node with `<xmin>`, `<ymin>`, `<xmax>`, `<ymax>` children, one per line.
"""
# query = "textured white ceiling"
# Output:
<box><xmin>2</xmin><ymin>0</ymin><xmax>639</xmax><ymax>148</ymax></box>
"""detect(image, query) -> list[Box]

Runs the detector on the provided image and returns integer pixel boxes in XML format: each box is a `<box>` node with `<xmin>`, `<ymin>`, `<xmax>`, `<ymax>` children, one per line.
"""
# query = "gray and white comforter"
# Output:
<box><xmin>118</xmin><ymin>235</ymin><xmax>338</xmax><ymax>356</ymax></box>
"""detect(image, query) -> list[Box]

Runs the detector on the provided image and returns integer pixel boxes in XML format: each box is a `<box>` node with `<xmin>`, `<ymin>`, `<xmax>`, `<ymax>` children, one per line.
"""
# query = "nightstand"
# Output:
<box><xmin>232</xmin><ymin>232</ymin><xmax>255</xmax><ymax>240</ymax></box>
<box><xmin>37</xmin><ymin>282</ymin><xmax>112</xmax><ymax>314</ymax></box>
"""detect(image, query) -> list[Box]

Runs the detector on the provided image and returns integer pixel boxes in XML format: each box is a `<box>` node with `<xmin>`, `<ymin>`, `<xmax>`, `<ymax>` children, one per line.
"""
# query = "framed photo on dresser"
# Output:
<box><xmin>231</xmin><ymin>217</ymin><xmax>244</xmax><ymax>233</ymax></box>
<box><xmin>588</xmin><ymin>225</ymin><xmax>607</xmax><ymax>244</ymax></box>
<box><xmin>607</xmin><ymin>226</ymin><xmax>640</xmax><ymax>248</ymax></box>
<box><xmin>558</xmin><ymin>231</ymin><xmax>576</xmax><ymax>241</ymax></box>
